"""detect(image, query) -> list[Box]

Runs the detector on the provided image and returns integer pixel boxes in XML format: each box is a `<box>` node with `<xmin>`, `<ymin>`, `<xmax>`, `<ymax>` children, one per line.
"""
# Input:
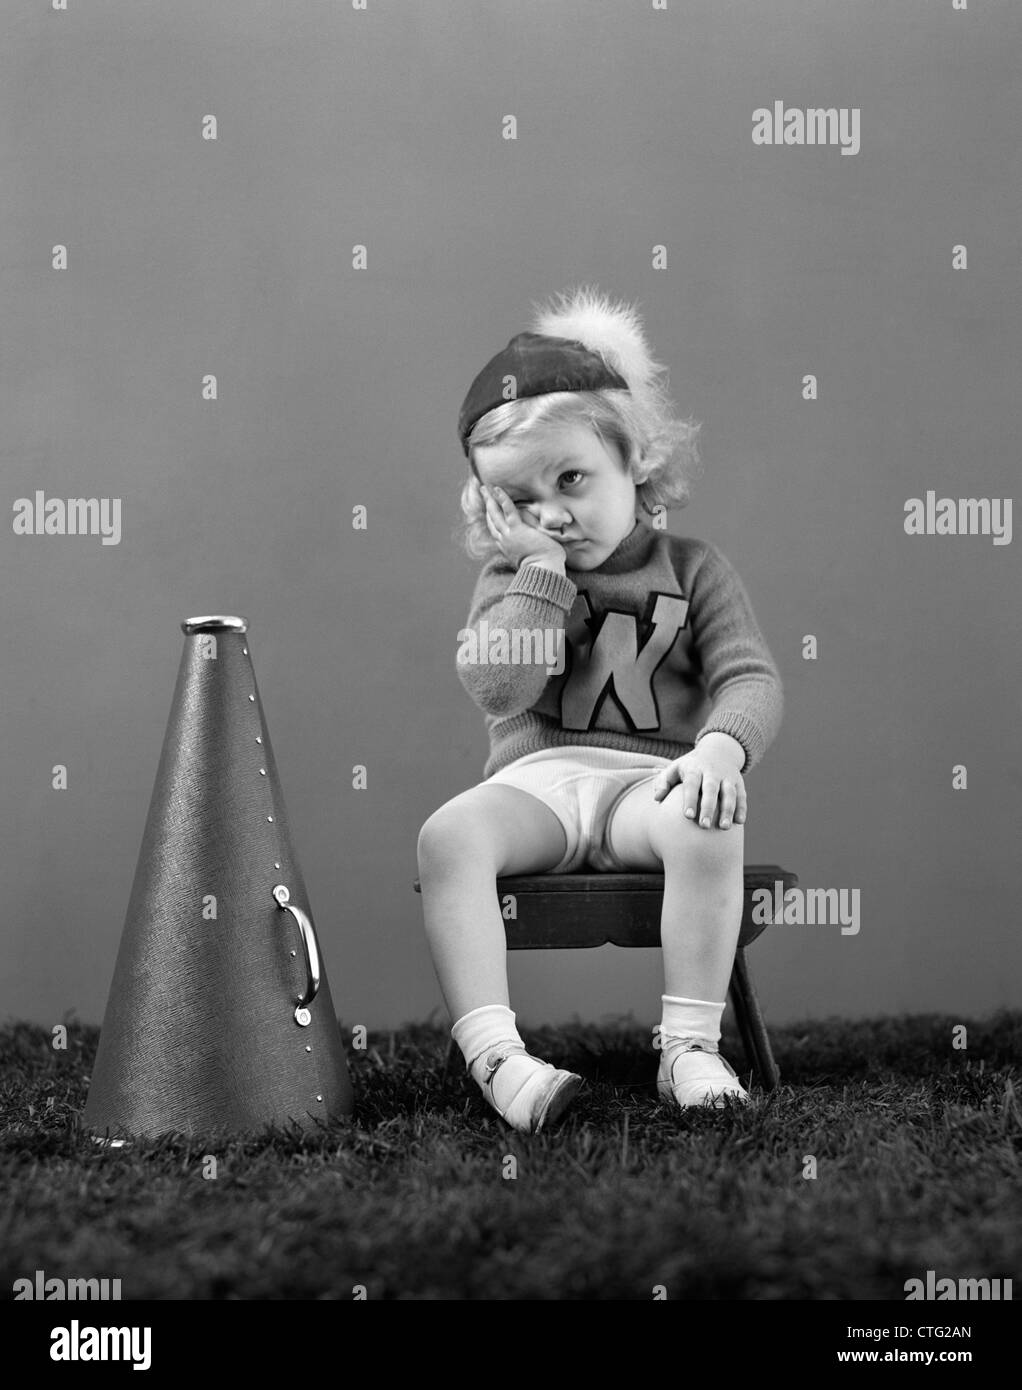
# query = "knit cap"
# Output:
<box><xmin>457</xmin><ymin>284</ymin><xmax>661</xmax><ymax>456</ymax></box>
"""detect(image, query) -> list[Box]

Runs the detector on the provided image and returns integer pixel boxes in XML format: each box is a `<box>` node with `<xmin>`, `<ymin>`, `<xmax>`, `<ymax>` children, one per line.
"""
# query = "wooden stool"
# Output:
<box><xmin>412</xmin><ymin>864</ymin><xmax>796</xmax><ymax>1090</ymax></box>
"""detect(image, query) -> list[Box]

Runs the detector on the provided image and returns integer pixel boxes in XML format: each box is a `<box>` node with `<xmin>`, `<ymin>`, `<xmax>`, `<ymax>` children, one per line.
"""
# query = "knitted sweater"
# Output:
<box><xmin>456</xmin><ymin>518</ymin><xmax>783</xmax><ymax>779</ymax></box>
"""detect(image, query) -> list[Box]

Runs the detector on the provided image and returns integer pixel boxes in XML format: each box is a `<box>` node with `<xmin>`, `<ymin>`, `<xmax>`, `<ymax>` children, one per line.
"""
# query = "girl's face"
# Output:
<box><xmin>472</xmin><ymin>423</ymin><xmax>638</xmax><ymax>569</ymax></box>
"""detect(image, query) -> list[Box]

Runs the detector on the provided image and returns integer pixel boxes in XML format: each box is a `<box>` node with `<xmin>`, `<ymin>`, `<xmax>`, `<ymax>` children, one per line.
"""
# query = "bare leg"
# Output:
<box><xmin>603</xmin><ymin>781</ymin><xmax>745</xmax><ymax>1001</ymax></box>
<box><xmin>417</xmin><ymin>784</ymin><xmax>568</xmax><ymax>1021</ymax></box>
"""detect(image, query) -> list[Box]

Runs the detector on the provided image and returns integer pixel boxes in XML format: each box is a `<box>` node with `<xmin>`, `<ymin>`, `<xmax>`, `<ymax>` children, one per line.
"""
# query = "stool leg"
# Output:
<box><xmin>728</xmin><ymin>954</ymin><xmax>758</xmax><ymax>1084</ymax></box>
<box><xmin>728</xmin><ymin>947</ymin><xmax>781</xmax><ymax>1091</ymax></box>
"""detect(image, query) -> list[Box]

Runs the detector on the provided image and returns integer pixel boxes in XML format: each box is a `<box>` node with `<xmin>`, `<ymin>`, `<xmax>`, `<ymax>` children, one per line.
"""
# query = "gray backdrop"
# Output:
<box><xmin>3</xmin><ymin>0</ymin><xmax>1019</xmax><ymax>1033</ymax></box>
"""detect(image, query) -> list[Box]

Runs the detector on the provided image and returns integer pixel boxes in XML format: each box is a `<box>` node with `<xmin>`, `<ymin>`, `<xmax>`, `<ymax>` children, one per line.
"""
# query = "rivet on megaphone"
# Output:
<box><xmin>316</xmin><ymin>1096</ymin><xmax>322</xmax><ymax>1102</ymax></box>
<box><xmin>256</xmin><ymin>737</ymin><xmax>262</xmax><ymax>745</ymax></box>
<box><xmin>259</xmin><ymin>769</ymin><xmax>266</xmax><ymax>776</ymax></box>
<box><xmin>249</xmin><ymin>695</ymin><xmax>255</xmax><ymax>702</ymax></box>
<box><xmin>243</xmin><ymin>648</ymin><xmax>248</xmax><ymax>655</ymax></box>
<box><xmin>274</xmin><ymin>863</ymin><xmax>280</xmax><ymax>869</ymax></box>
<box><xmin>290</xmin><ymin>950</ymin><xmax>297</xmax><ymax>958</ymax></box>
<box><xmin>305</xmin><ymin>1046</ymin><xmax>312</xmax><ymax>1053</ymax></box>
<box><xmin>267</xmin><ymin>816</ymin><xmax>274</xmax><ymax>823</ymax></box>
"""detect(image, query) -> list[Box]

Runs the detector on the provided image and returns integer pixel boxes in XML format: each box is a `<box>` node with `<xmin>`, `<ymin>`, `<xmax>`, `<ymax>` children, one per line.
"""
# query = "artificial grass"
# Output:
<box><xmin>1</xmin><ymin>1013</ymin><xmax>1020</xmax><ymax>1300</ymax></box>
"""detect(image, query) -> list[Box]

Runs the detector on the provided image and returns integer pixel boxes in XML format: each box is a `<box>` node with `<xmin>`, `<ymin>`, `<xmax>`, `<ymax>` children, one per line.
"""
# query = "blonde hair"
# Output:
<box><xmin>454</xmin><ymin>387</ymin><xmax>703</xmax><ymax>561</ymax></box>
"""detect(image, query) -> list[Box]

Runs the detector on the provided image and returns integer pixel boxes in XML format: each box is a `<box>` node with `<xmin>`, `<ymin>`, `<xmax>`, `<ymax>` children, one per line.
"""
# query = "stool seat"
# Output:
<box><xmin>412</xmin><ymin>864</ymin><xmax>796</xmax><ymax>1090</ymax></box>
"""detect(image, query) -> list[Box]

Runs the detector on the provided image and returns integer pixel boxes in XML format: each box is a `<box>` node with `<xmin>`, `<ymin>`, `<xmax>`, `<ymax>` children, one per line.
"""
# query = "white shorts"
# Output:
<box><xmin>480</xmin><ymin>746</ymin><xmax>673</xmax><ymax>874</ymax></box>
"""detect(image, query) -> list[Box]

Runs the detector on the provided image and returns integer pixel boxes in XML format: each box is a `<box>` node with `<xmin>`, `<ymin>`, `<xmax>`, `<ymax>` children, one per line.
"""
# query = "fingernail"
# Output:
<box><xmin>721</xmin><ymin>819</ymin><xmax>730</xmax><ymax>828</ymax></box>
<box><xmin>685</xmin><ymin>808</ymin><xmax>695</xmax><ymax>818</ymax></box>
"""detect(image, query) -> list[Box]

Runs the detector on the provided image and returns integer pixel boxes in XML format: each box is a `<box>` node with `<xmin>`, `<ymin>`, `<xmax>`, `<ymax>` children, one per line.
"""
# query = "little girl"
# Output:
<box><xmin>417</xmin><ymin>285</ymin><xmax>783</xmax><ymax>1134</ymax></box>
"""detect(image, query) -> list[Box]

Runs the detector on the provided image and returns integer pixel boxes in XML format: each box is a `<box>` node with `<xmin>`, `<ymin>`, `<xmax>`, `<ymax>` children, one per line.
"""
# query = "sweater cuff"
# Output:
<box><xmin>695</xmin><ymin>712</ymin><xmax>766</xmax><ymax>773</ymax></box>
<box><xmin>507</xmin><ymin>561</ymin><xmax>577</xmax><ymax>612</ymax></box>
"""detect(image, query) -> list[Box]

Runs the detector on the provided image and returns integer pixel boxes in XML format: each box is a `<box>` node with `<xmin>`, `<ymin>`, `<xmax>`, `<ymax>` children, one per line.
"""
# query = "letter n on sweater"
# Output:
<box><xmin>560</xmin><ymin>592</ymin><xmax>689</xmax><ymax>732</ymax></box>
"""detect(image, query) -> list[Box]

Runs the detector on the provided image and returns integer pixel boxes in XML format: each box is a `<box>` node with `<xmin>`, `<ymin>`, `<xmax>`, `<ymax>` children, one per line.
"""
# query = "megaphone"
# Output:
<box><xmin>82</xmin><ymin>615</ymin><xmax>354</xmax><ymax>1141</ymax></box>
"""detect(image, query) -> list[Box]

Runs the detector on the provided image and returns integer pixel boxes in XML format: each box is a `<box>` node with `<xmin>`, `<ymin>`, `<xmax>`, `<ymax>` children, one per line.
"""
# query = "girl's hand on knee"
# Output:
<box><xmin>651</xmin><ymin>748</ymin><xmax>747</xmax><ymax>830</ymax></box>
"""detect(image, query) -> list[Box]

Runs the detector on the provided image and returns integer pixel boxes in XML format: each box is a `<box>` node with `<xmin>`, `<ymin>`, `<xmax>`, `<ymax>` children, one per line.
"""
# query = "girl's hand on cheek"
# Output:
<box><xmin>479</xmin><ymin>483</ymin><xmax>566</xmax><ymax>567</ymax></box>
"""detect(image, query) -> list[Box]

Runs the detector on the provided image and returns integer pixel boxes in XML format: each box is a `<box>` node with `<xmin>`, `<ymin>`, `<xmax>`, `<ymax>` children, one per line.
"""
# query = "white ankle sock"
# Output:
<box><xmin>452</xmin><ymin>1004</ymin><xmax>581</xmax><ymax>1130</ymax></box>
<box><xmin>451</xmin><ymin>1003</ymin><xmax>528</xmax><ymax>1103</ymax></box>
<box><xmin>659</xmin><ymin>994</ymin><xmax>724</xmax><ymax>1052</ymax></box>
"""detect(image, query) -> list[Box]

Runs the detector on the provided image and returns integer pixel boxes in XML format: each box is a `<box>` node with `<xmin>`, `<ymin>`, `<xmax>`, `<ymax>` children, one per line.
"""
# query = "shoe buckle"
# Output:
<box><xmin>483</xmin><ymin>1050</ymin><xmax>507</xmax><ymax>1084</ymax></box>
<box><xmin>481</xmin><ymin>1044</ymin><xmax>524</xmax><ymax>1090</ymax></box>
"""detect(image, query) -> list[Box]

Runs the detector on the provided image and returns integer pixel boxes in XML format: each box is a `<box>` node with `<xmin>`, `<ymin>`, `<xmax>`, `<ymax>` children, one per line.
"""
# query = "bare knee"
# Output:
<box><xmin>646</xmin><ymin>795</ymin><xmax>744</xmax><ymax>871</ymax></box>
<box><xmin>417</xmin><ymin>800</ymin><xmax>499</xmax><ymax>879</ymax></box>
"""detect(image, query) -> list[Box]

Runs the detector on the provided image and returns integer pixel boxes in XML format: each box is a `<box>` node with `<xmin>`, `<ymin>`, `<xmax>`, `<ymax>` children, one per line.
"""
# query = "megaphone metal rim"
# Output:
<box><xmin>181</xmin><ymin>614</ymin><xmax>248</xmax><ymax>634</ymax></box>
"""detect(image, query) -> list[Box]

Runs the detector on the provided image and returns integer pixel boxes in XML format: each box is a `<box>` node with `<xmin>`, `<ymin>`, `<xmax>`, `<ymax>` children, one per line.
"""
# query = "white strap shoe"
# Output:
<box><xmin>477</xmin><ymin>1046</ymin><xmax>583</xmax><ymax>1133</ymax></box>
<box><xmin>656</xmin><ymin>1032</ymin><xmax>749</xmax><ymax>1109</ymax></box>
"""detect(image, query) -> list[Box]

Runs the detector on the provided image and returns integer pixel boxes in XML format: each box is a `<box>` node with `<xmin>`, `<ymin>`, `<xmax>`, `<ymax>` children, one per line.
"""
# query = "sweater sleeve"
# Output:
<box><xmin>456</xmin><ymin>558</ymin><xmax>578</xmax><ymax>717</ymax></box>
<box><xmin>685</xmin><ymin>541</ymin><xmax>784</xmax><ymax>772</ymax></box>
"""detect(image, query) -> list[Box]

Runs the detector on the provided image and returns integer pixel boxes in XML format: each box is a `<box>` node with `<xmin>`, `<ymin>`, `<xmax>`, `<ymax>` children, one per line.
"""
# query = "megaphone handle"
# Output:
<box><xmin>272</xmin><ymin>885</ymin><xmax>322</xmax><ymax>1026</ymax></box>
